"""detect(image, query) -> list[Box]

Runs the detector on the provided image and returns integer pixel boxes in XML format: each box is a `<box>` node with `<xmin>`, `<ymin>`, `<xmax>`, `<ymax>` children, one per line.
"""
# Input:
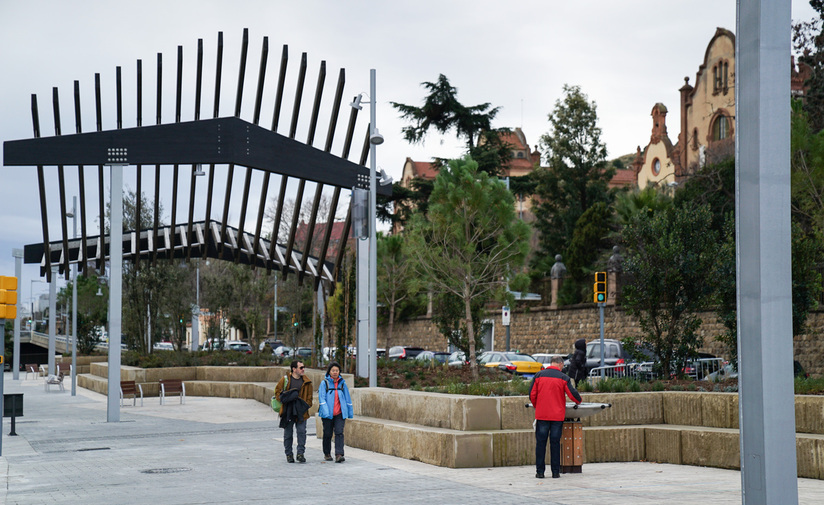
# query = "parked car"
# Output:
<box><xmin>259</xmin><ymin>339</ymin><xmax>284</xmax><ymax>352</ymax></box>
<box><xmin>532</xmin><ymin>353</ymin><xmax>568</xmax><ymax>370</ymax></box>
<box><xmin>415</xmin><ymin>351</ymin><xmax>451</xmax><ymax>364</ymax></box>
<box><xmin>294</xmin><ymin>347</ymin><xmax>313</xmax><ymax>359</ymax></box>
<box><xmin>478</xmin><ymin>351</ymin><xmax>542</xmax><ymax>377</ymax></box>
<box><xmin>153</xmin><ymin>341</ymin><xmax>174</xmax><ymax>351</ymax></box>
<box><xmin>583</xmin><ymin>339</ymin><xmax>634</xmax><ymax>373</ymax></box>
<box><xmin>447</xmin><ymin>350</ymin><xmax>467</xmax><ymax>367</ymax></box>
<box><xmin>272</xmin><ymin>345</ymin><xmax>294</xmax><ymax>358</ymax></box>
<box><xmin>226</xmin><ymin>341</ymin><xmax>253</xmax><ymax>354</ymax></box>
<box><xmin>387</xmin><ymin>346</ymin><xmax>426</xmax><ymax>360</ymax></box>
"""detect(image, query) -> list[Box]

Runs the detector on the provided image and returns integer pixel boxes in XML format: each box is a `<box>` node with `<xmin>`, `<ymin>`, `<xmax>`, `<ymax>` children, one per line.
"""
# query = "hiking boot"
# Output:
<box><xmin>286</xmin><ymin>454</ymin><xmax>295</xmax><ymax>463</ymax></box>
<box><xmin>296</xmin><ymin>454</ymin><xmax>306</xmax><ymax>463</ymax></box>
<box><xmin>324</xmin><ymin>454</ymin><xmax>333</xmax><ymax>461</ymax></box>
<box><xmin>335</xmin><ymin>455</ymin><xmax>345</xmax><ymax>463</ymax></box>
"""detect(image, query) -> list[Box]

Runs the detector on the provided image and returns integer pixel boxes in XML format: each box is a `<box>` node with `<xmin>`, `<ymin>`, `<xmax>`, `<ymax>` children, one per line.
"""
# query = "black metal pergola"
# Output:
<box><xmin>3</xmin><ymin>28</ymin><xmax>391</xmax><ymax>290</ymax></box>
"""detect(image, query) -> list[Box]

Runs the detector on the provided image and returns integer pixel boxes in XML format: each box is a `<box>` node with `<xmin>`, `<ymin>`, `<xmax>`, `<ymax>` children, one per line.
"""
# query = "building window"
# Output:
<box><xmin>713</xmin><ymin>65</ymin><xmax>719</xmax><ymax>94</ymax></box>
<box><xmin>652</xmin><ymin>158</ymin><xmax>661</xmax><ymax>176</ymax></box>
<box><xmin>692</xmin><ymin>128</ymin><xmax>699</xmax><ymax>150</ymax></box>
<box><xmin>723</xmin><ymin>61</ymin><xmax>729</xmax><ymax>94</ymax></box>
<box><xmin>712</xmin><ymin>115</ymin><xmax>729</xmax><ymax>141</ymax></box>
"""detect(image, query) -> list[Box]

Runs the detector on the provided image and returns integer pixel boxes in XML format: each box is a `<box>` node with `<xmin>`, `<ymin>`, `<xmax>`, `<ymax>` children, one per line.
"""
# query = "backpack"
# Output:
<box><xmin>270</xmin><ymin>375</ymin><xmax>289</xmax><ymax>411</ymax></box>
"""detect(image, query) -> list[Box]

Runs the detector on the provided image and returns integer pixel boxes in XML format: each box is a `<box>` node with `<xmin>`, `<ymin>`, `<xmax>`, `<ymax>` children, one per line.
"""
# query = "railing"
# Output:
<box><xmin>587</xmin><ymin>357</ymin><xmax>726</xmax><ymax>382</ymax></box>
<box><xmin>587</xmin><ymin>364</ymin><xmax>632</xmax><ymax>379</ymax></box>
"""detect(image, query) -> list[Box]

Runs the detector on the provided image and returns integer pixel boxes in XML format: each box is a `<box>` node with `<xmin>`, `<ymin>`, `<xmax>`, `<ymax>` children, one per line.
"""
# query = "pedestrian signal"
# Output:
<box><xmin>593</xmin><ymin>272</ymin><xmax>607</xmax><ymax>303</ymax></box>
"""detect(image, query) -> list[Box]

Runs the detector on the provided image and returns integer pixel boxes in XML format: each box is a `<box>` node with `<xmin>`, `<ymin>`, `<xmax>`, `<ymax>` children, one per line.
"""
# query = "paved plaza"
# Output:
<box><xmin>1</xmin><ymin>372</ymin><xmax>822</xmax><ymax>505</ymax></box>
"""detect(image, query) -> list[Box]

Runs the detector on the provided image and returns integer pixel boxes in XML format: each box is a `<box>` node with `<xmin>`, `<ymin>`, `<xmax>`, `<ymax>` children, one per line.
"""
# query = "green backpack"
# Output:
<box><xmin>270</xmin><ymin>375</ymin><xmax>289</xmax><ymax>411</ymax></box>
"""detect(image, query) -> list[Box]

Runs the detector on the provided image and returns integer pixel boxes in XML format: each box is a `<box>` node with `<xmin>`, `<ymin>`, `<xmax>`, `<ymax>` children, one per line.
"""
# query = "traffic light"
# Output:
<box><xmin>179</xmin><ymin>315</ymin><xmax>184</xmax><ymax>324</ymax></box>
<box><xmin>292</xmin><ymin>313</ymin><xmax>298</xmax><ymax>327</ymax></box>
<box><xmin>0</xmin><ymin>275</ymin><xmax>18</xmax><ymax>319</ymax></box>
<box><xmin>593</xmin><ymin>272</ymin><xmax>607</xmax><ymax>303</ymax></box>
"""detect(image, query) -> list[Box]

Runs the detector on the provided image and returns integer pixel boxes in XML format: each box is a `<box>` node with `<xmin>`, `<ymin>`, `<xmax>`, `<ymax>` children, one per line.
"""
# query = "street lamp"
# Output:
<box><xmin>368</xmin><ymin>70</ymin><xmax>379</xmax><ymax>388</ymax></box>
<box><xmin>350</xmin><ymin>70</ymin><xmax>383</xmax><ymax>387</ymax></box>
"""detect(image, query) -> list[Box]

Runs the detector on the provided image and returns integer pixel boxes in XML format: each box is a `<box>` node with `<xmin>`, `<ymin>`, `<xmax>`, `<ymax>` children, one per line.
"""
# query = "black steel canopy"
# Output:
<box><xmin>4</xmin><ymin>117</ymin><xmax>388</xmax><ymax>194</ymax></box>
<box><xmin>2</xmin><ymin>29</ymin><xmax>388</xmax><ymax>289</ymax></box>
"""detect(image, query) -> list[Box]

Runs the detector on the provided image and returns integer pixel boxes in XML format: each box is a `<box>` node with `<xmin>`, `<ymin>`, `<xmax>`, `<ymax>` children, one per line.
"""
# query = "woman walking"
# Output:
<box><xmin>318</xmin><ymin>361</ymin><xmax>353</xmax><ymax>462</ymax></box>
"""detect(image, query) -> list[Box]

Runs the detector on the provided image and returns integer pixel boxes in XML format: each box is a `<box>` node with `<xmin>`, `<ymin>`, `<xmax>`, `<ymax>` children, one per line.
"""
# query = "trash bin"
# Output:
<box><xmin>3</xmin><ymin>393</ymin><xmax>23</xmax><ymax>436</ymax></box>
<box><xmin>561</xmin><ymin>402</ymin><xmax>611</xmax><ymax>474</ymax></box>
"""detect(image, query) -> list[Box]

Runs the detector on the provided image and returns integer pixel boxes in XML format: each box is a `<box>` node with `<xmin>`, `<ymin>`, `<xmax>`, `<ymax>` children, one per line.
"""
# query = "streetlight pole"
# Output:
<box><xmin>48</xmin><ymin>265</ymin><xmax>57</xmax><ymax>376</ymax></box>
<box><xmin>368</xmin><ymin>69</ymin><xmax>379</xmax><ymax>388</ymax></box>
<box><xmin>67</xmin><ymin>196</ymin><xmax>78</xmax><ymax>395</ymax></box>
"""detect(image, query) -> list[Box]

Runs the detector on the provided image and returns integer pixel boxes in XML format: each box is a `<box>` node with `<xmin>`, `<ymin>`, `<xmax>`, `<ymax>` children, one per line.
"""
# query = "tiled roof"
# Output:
<box><xmin>412</xmin><ymin>160</ymin><xmax>440</xmax><ymax>179</ymax></box>
<box><xmin>609</xmin><ymin>168</ymin><xmax>637</xmax><ymax>188</ymax></box>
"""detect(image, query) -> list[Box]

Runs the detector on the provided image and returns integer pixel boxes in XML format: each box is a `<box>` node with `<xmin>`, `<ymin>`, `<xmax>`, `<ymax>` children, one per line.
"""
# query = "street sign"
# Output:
<box><xmin>502</xmin><ymin>306</ymin><xmax>510</xmax><ymax>326</ymax></box>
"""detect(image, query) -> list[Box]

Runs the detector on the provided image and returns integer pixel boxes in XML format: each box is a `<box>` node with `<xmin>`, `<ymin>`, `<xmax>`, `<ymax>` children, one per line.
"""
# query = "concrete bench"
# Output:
<box><xmin>159</xmin><ymin>379</ymin><xmax>185</xmax><ymax>405</ymax></box>
<box><xmin>120</xmin><ymin>380</ymin><xmax>144</xmax><ymax>407</ymax></box>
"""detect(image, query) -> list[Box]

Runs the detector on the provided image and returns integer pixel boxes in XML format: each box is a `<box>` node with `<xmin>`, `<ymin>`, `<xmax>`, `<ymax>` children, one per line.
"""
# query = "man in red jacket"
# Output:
<box><xmin>529</xmin><ymin>355</ymin><xmax>582</xmax><ymax>478</ymax></box>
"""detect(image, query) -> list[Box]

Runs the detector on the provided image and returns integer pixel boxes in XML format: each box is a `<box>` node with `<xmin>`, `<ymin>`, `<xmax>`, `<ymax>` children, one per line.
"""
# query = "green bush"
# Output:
<box><xmin>795</xmin><ymin>376</ymin><xmax>824</xmax><ymax>394</ymax></box>
<box><xmin>121</xmin><ymin>350</ymin><xmax>274</xmax><ymax>368</ymax></box>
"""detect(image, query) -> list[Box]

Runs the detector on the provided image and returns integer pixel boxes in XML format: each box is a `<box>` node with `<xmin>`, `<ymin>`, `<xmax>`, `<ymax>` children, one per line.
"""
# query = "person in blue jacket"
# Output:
<box><xmin>318</xmin><ymin>361</ymin><xmax>353</xmax><ymax>463</ymax></box>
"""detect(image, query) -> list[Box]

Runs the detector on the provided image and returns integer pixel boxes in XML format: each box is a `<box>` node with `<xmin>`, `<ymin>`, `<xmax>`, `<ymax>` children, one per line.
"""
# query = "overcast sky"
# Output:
<box><xmin>0</xmin><ymin>0</ymin><xmax>818</xmax><ymax>301</ymax></box>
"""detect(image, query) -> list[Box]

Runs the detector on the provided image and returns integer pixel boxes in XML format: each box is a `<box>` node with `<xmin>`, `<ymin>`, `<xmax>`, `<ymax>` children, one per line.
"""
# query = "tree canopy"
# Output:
<box><xmin>406</xmin><ymin>156</ymin><xmax>531</xmax><ymax>378</ymax></box>
<box><xmin>390</xmin><ymin>74</ymin><xmax>500</xmax><ymax>149</ymax></box>
<box><xmin>533</xmin><ymin>84</ymin><xmax>613</xmax><ymax>272</ymax></box>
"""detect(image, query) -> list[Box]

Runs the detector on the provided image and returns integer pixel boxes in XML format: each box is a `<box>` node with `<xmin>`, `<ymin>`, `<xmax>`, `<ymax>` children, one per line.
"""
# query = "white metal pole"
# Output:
<box><xmin>48</xmin><ymin>265</ymin><xmax>57</xmax><ymax>375</ymax></box>
<box><xmin>191</xmin><ymin>262</ymin><xmax>200</xmax><ymax>352</ymax></box>
<box><xmin>368</xmin><ymin>69</ymin><xmax>378</xmax><ymax>388</ymax></box>
<box><xmin>107</xmin><ymin>163</ymin><xmax>124</xmax><ymax>423</ymax></box>
<box><xmin>736</xmin><ymin>1</ymin><xmax>798</xmax><ymax>502</ymax></box>
<box><xmin>12</xmin><ymin>249</ymin><xmax>23</xmax><ymax>380</ymax></box>
<box><xmin>71</xmin><ymin>196</ymin><xmax>78</xmax><ymax>396</ymax></box>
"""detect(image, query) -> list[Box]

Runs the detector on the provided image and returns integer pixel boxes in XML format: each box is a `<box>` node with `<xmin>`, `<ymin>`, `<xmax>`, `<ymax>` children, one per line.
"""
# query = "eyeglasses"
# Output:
<box><xmin>298</xmin><ymin>366</ymin><xmax>305</xmax><ymax>370</ymax></box>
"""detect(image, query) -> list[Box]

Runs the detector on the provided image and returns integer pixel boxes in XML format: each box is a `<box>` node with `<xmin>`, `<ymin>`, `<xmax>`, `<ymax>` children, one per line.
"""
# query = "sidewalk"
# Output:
<box><xmin>1</xmin><ymin>372</ymin><xmax>822</xmax><ymax>505</ymax></box>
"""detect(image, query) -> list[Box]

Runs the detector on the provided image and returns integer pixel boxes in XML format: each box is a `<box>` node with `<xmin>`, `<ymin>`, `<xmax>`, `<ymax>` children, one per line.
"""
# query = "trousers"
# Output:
<box><xmin>322</xmin><ymin>414</ymin><xmax>346</xmax><ymax>456</ymax></box>
<box><xmin>283</xmin><ymin>417</ymin><xmax>307</xmax><ymax>456</ymax></box>
<box><xmin>535</xmin><ymin>420</ymin><xmax>564</xmax><ymax>475</ymax></box>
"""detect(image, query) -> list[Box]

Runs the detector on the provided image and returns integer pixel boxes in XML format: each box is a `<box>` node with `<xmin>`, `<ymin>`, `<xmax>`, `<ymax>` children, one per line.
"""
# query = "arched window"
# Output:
<box><xmin>652</xmin><ymin>158</ymin><xmax>661</xmax><ymax>176</ymax></box>
<box><xmin>712</xmin><ymin>115</ymin><xmax>729</xmax><ymax>141</ymax></box>
<box><xmin>723</xmin><ymin>61</ymin><xmax>729</xmax><ymax>93</ymax></box>
<box><xmin>692</xmin><ymin>128</ymin><xmax>699</xmax><ymax>150</ymax></box>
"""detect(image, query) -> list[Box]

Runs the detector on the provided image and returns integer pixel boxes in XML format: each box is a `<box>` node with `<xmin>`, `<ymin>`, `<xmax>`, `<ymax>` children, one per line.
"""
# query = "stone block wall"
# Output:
<box><xmin>378</xmin><ymin>305</ymin><xmax>824</xmax><ymax>377</ymax></box>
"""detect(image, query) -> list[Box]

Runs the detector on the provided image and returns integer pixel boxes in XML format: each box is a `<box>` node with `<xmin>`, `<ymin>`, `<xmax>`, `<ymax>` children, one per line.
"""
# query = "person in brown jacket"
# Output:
<box><xmin>274</xmin><ymin>360</ymin><xmax>313</xmax><ymax>463</ymax></box>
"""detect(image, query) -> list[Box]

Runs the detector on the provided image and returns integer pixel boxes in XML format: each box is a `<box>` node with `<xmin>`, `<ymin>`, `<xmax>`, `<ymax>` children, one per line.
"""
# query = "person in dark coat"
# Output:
<box><xmin>274</xmin><ymin>360</ymin><xmax>313</xmax><ymax>463</ymax></box>
<box><xmin>567</xmin><ymin>338</ymin><xmax>587</xmax><ymax>386</ymax></box>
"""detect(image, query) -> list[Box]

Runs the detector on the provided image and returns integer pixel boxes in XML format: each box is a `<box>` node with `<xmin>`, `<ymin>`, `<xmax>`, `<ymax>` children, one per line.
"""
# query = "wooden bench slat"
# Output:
<box><xmin>159</xmin><ymin>379</ymin><xmax>185</xmax><ymax>405</ymax></box>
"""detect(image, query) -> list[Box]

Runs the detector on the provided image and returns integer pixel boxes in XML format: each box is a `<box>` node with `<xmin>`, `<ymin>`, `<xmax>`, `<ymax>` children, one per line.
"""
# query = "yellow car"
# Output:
<box><xmin>478</xmin><ymin>351</ymin><xmax>543</xmax><ymax>377</ymax></box>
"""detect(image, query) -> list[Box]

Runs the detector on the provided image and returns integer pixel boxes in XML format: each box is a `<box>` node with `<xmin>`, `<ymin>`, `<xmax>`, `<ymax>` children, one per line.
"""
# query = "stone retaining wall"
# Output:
<box><xmin>379</xmin><ymin>305</ymin><xmax>824</xmax><ymax>377</ymax></box>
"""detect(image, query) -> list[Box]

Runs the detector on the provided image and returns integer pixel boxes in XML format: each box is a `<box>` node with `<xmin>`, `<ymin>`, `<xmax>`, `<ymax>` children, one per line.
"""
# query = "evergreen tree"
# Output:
<box><xmin>621</xmin><ymin>203</ymin><xmax>719</xmax><ymax>377</ymax></box>
<box><xmin>390</xmin><ymin>74</ymin><xmax>500</xmax><ymax>149</ymax></box>
<box><xmin>533</xmin><ymin>85</ymin><xmax>613</xmax><ymax>273</ymax></box>
<box><xmin>406</xmin><ymin>156</ymin><xmax>530</xmax><ymax>379</ymax></box>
